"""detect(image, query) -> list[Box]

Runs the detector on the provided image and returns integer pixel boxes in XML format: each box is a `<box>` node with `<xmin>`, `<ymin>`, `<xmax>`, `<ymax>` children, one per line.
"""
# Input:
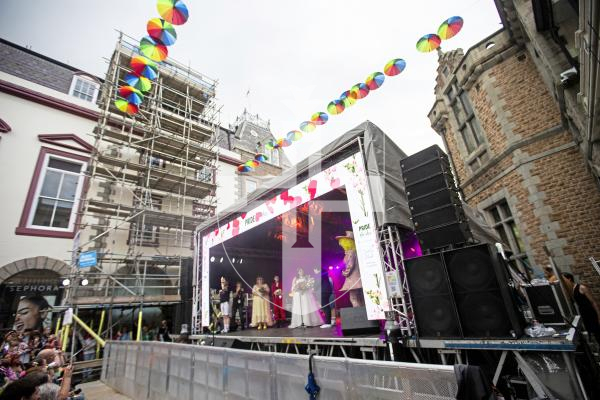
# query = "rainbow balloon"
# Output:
<box><xmin>310</xmin><ymin>112</ymin><xmax>329</xmax><ymax>125</ymax></box>
<box><xmin>438</xmin><ymin>16</ymin><xmax>463</xmax><ymax>40</ymax></box>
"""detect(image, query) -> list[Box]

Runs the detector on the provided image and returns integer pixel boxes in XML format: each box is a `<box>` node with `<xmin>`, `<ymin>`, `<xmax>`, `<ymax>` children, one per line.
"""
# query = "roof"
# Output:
<box><xmin>0</xmin><ymin>38</ymin><xmax>102</xmax><ymax>95</ymax></box>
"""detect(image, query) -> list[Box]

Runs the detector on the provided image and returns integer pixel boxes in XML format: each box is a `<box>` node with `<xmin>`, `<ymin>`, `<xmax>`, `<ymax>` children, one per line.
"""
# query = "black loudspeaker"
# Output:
<box><xmin>444</xmin><ymin>245</ymin><xmax>523</xmax><ymax>338</ymax></box>
<box><xmin>400</xmin><ymin>145</ymin><xmax>472</xmax><ymax>251</ymax></box>
<box><xmin>524</xmin><ymin>283</ymin><xmax>570</xmax><ymax>326</ymax></box>
<box><xmin>405</xmin><ymin>254</ymin><xmax>462</xmax><ymax>338</ymax></box>
<box><xmin>339</xmin><ymin>306</ymin><xmax>380</xmax><ymax>335</ymax></box>
<box><xmin>174</xmin><ymin>258</ymin><xmax>193</xmax><ymax>334</ymax></box>
<box><xmin>405</xmin><ymin>244</ymin><xmax>524</xmax><ymax>339</ymax></box>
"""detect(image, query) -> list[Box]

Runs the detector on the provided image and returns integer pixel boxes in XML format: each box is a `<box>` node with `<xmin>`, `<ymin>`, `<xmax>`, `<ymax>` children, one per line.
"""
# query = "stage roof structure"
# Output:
<box><xmin>198</xmin><ymin>121</ymin><xmax>498</xmax><ymax>244</ymax></box>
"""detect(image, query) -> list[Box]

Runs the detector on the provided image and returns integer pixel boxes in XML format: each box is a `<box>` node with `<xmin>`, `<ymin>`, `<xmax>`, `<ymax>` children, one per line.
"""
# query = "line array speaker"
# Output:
<box><xmin>405</xmin><ymin>244</ymin><xmax>524</xmax><ymax>339</ymax></box>
<box><xmin>400</xmin><ymin>145</ymin><xmax>473</xmax><ymax>251</ymax></box>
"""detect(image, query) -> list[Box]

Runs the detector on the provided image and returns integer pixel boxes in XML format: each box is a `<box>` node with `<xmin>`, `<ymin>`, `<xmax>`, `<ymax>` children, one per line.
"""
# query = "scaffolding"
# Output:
<box><xmin>69</xmin><ymin>33</ymin><xmax>219</xmax><ymax>317</ymax></box>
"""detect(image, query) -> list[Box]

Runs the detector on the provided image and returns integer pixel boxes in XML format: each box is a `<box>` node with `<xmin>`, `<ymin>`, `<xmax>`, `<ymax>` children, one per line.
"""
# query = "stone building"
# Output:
<box><xmin>428</xmin><ymin>26</ymin><xmax>600</xmax><ymax>295</ymax></box>
<box><xmin>215</xmin><ymin>110</ymin><xmax>291</xmax><ymax>210</ymax></box>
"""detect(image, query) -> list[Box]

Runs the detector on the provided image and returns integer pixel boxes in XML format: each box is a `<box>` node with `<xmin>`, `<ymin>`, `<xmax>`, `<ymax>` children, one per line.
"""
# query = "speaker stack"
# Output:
<box><xmin>401</xmin><ymin>146</ymin><xmax>523</xmax><ymax>339</ymax></box>
<box><xmin>400</xmin><ymin>145</ymin><xmax>472</xmax><ymax>252</ymax></box>
<box><xmin>405</xmin><ymin>244</ymin><xmax>524</xmax><ymax>338</ymax></box>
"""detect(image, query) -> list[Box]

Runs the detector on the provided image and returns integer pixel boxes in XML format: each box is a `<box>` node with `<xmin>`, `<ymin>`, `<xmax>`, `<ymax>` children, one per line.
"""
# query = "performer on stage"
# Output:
<box><xmin>336</xmin><ymin>231</ymin><xmax>365</xmax><ymax>307</ymax></box>
<box><xmin>271</xmin><ymin>275</ymin><xmax>286</xmax><ymax>327</ymax></box>
<box><xmin>289</xmin><ymin>268</ymin><xmax>324</xmax><ymax>328</ymax></box>
<box><xmin>320</xmin><ymin>271</ymin><xmax>334</xmax><ymax>328</ymax></box>
<box><xmin>218</xmin><ymin>277</ymin><xmax>231</xmax><ymax>333</ymax></box>
<box><xmin>251</xmin><ymin>276</ymin><xmax>272</xmax><ymax>330</ymax></box>
<box><xmin>231</xmin><ymin>281</ymin><xmax>245</xmax><ymax>331</ymax></box>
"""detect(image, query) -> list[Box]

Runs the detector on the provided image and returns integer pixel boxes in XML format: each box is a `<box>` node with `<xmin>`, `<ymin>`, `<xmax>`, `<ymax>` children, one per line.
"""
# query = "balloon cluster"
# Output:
<box><xmin>416</xmin><ymin>16</ymin><xmax>464</xmax><ymax>53</ymax></box>
<box><xmin>238</xmin><ymin>16</ymin><xmax>464</xmax><ymax>173</ymax></box>
<box><xmin>237</xmin><ymin>58</ymin><xmax>407</xmax><ymax>173</ymax></box>
<box><xmin>115</xmin><ymin>0</ymin><xmax>190</xmax><ymax>115</ymax></box>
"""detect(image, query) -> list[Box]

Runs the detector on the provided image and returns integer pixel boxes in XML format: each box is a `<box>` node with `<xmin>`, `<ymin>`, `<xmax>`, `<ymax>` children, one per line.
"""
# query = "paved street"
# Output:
<box><xmin>80</xmin><ymin>381</ymin><xmax>131</xmax><ymax>400</ymax></box>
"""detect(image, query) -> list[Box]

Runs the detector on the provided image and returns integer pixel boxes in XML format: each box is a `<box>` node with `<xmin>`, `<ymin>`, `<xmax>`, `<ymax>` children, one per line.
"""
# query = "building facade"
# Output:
<box><xmin>428</xmin><ymin>26</ymin><xmax>600</xmax><ymax>295</ymax></box>
<box><xmin>0</xmin><ymin>38</ymin><xmax>100</xmax><ymax>331</ymax></box>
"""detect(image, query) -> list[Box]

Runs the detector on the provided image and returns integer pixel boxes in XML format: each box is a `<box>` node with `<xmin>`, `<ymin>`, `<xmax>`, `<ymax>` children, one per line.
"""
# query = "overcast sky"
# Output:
<box><xmin>0</xmin><ymin>0</ymin><xmax>501</xmax><ymax>163</ymax></box>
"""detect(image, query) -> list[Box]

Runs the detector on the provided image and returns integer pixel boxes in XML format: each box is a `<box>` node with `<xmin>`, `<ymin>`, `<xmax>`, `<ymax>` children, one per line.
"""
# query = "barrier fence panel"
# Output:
<box><xmin>102</xmin><ymin>341</ymin><xmax>458</xmax><ymax>400</ymax></box>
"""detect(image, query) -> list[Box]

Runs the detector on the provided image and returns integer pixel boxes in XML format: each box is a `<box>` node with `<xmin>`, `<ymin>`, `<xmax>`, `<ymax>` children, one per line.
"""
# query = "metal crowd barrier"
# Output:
<box><xmin>102</xmin><ymin>341</ymin><xmax>458</xmax><ymax>400</ymax></box>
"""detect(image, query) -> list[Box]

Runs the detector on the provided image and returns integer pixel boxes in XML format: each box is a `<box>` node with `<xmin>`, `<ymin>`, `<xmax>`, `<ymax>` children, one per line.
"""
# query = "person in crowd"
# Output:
<box><xmin>562</xmin><ymin>272</ymin><xmax>600</xmax><ymax>344</ymax></box>
<box><xmin>1</xmin><ymin>331</ymin><xmax>18</xmax><ymax>357</ymax></box>
<box><xmin>251</xmin><ymin>276</ymin><xmax>272</xmax><ymax>330</ymax></box>
<box><xmin>77</xmin><ymin>332</ymin><xmax>96</xmax><ymax>380</ymax></box>
<box><xmin>141</xmin><ymin>325</ymin><xmax>153</xmax><ymax>341</ymax></box>
<box><xmin>37</xmin><ymin>382</ymin><xmax>60</xmax><ymax>400</ymax></box>
<box><xmin>231</xmin><ymin>282</ymin><xmax>246</xmax><ymax>331</ymax></box>
<box><xmin>0</xmin><ymin>354</ymin><xmax>22</xmax><ymax>382</ymax></box>
<box><xmin>157</xmin><ymin>320</ymin><xmax>172</xmax><ymax>342</ymax></box>
<box><xmin>543</xmin><ymin>265</ymin><xmax>558</xmax><ymax>282</ymax></box>
<box><xmin>218</xmin><ymin>277</ymin><xmax>231</xmax><ymax>333</ymax></box>
<box><xmin>271</xmin><ymin>275</ymin><xmax>286</xmax><ymax>328</ymax></box>
<box><xmin>0</xmin><ymin>368</ymin><xmax>49</xmax><ymax>400</ymax></box>
<box><xmin>13</xmin><ymin>295</ymin><xmax>50</xmax><ymax>335</ymax></box>
<box><xmin>118</xmin><ymin>326</ymin><xmax>131</xmax><ymax>341</ymax></box>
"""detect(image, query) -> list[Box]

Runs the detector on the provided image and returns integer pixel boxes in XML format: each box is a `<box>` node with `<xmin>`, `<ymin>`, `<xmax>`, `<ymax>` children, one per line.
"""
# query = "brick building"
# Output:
<box><xmin>428</xmin><ymin>27</ymin><xmax>600</xmax><ymax>295</ymax></box>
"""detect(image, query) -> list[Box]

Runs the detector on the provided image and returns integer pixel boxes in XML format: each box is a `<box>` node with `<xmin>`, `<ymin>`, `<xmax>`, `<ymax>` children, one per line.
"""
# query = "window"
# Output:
<box><xmin>447</xmin><ymin>83</ymin><xmax>488</xmax><ymax>170</ymax></box>
<box><xmin>246</xmin><ymin>179</ymin><xmax>257</xmax><ymax>195</ymax></box>
<box><xmin>271</xmin><ymin>148</ymin><xmax>280</xmax><ymax>166</ymax></box>
<box><xmin>69</xmin><ymin>75</ymin><xmax>99</xmax><ymax>103</ymax></box>
<box><xmin>486</xmin><ymin>200</ymin><xmax>531</xmax><ymax>276</ymax></box>
<box><xmin>29</xmin><ymin>155</ymin><xmax>86</xmax><ymax>231</ymax></box>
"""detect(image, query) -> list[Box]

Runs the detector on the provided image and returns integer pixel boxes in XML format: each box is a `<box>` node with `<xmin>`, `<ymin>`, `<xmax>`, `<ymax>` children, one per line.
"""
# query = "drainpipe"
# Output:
<box><xmin>585</xmin><ymin>0</ymin><xmax>599</xmax><ymax>162</ymax></box>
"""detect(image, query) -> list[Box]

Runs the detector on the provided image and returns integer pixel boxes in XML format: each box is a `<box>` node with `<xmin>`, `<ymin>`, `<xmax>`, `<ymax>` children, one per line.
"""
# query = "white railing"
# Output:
<box><xmin>102</xmin><ymin>341</ymin><xmax>457</xmax><ymax>400</ymax></box>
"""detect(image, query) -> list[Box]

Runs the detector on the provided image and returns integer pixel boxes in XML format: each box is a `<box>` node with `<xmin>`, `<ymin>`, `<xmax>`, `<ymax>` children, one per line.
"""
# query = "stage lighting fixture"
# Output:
<box><xmin>210</xmin><ymin>256</ymin><xmax>215</xmax><ymax>262</ymax></box>
<box><xmin>62</xmin><ymin>278</ymin><xmax>71</xmax><ymax>286</ymax></box>
<box><xmin>335</xmin><ymin>266</ymin><xmax>340</xmax><ymax>270</ymax></box>
<box><xmin>220</xmin><ymin>257</ymin><xmax>223</xmax><ymax>263</ymax></box>
<box><xmin>232</xmin><ymin>258</ymin><xmax>236</xmax><ymax>263</ymax></box>
<box><xmin>81</xmin><ymin>278</ymin><xmax>89</xmax><ymax>286</ymax></box>
<box><xmin>240</xmin><ymin>259</ymin><xmax>243</xmax><ymax>264</ymax></box>
<box><xmin>328</xmin><ymin>266</ymin><xmax>333</xmax><ymax>270</ymax></box>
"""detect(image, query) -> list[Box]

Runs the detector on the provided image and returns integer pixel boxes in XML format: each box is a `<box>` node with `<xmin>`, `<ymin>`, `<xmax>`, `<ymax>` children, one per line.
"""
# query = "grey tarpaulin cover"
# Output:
<box><xmin>197</xmin><ymin>121</ymin><xmax>498</xmax><ymax>243</ymax></box>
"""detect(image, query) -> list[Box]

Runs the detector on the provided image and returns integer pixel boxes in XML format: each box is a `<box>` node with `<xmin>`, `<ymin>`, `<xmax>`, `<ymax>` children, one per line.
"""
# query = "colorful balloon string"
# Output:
<box><xmin>115</xmin><ymin>0</ymin><xmax>190</xmax><ymax>116</ymax></box>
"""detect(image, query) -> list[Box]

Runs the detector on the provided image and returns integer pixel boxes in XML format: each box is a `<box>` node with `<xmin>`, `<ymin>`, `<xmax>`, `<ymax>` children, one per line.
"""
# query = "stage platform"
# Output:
<box><xmin>191</xmin><ymin>318</ymin><xmax>580</xmax><ymax>357</ymax></box>
<box><xmin>191</xmin><ymin>325</ymin><xmax>387</xmax><ymax>357</ymax></box>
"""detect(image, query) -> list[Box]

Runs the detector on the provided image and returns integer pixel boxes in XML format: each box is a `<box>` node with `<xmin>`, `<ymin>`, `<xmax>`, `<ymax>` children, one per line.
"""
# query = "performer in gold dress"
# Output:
<box><xmin>337</xmin><ymin>231</ymin><xmax>365</xmax><ymax>307</ymax></box>
<box><xmin>251</xmin><ymin>276</ymin><xmax>272</xmax><ymax>330</ymax></box>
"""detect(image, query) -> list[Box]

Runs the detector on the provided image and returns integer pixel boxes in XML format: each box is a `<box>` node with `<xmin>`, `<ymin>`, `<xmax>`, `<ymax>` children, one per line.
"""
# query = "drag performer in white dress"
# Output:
<box><xmin>289</xmin><ymin>268</ymin><xmax>324</xmax><ymax>328</ymax></box>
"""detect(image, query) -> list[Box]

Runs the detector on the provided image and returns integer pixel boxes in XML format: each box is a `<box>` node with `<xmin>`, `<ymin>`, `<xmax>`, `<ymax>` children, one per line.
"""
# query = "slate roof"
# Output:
<box><xmin>0</xmin><ymin>38</ymin><xmax>101</xmax><ymax>95</ymax></box>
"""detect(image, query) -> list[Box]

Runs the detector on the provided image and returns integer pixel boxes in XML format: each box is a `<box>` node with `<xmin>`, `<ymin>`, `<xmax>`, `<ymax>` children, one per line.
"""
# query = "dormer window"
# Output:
<box><xmin>69</xmin><ymin>74</ymin><xmax>100</xmax><ymax>103</ymax></box>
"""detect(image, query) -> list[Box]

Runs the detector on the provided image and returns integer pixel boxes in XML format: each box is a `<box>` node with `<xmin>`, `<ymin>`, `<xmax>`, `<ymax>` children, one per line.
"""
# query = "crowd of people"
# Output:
<box><xmin>0</xmin><ymin>327</ymin><xmax>82</xmax><ymax>400</ymax></box>
<box><xmin>113</xmin><ymin>320</ymin><xmax>173</xmax><ymax>342</ymax></box>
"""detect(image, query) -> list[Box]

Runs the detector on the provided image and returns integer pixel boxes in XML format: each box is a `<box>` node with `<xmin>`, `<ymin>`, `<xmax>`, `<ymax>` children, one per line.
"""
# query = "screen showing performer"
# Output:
<box><xmin>336</xmin><ymin>231</ymin><xmax>365</xmax><ymax>307</ymax></box>
<box><xmin>218</xmin><ymin>277</ymin><xmax>231</xmax><ymax>333</ymax></box>
<box><xmin>251</xmin><ymin>276</ymin><xmax>272</xmax><ymax>330</ymax></box>
<box><xmin>271</xmin><ymin>275</ymin><xmax>286</xmax><ymax>327</ymax></box>
<box><xmin>231</xmin><ymin>281</ymin><xmax>245</xmax><ymax>331</ymax></box>
<box><xmin>289</xmin><ymin>268</ymin><xmax>324</xmax><ymax>328</ymax></box>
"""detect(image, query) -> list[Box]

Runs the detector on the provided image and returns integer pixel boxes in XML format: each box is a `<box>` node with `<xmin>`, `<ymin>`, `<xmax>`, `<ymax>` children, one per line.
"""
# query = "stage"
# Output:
<box><xmin>191</xmin><ymin>325</ymin><xmax>387</xmax><ymax>358</ymax></box>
